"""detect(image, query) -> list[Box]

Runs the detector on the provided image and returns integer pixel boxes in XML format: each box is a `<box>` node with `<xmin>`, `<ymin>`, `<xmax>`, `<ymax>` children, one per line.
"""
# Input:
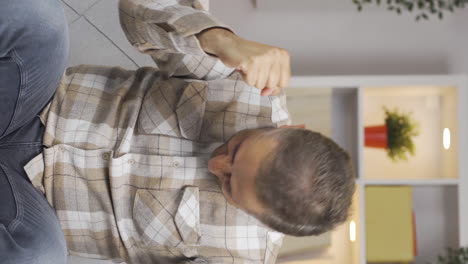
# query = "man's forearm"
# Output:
<box><xmin>119</xmin><ymin>0</ymin><xmax>235</xmax><ymax>80</ymax></box>
<box><xmin>197</xmin><ymin>27</ymin><xmax>291</xmax><ymax>96</ymax></box>
<box><xmin>197</xmin><ymin>28</ymin><xmax>238</xmax><ymax>57</ymax></box>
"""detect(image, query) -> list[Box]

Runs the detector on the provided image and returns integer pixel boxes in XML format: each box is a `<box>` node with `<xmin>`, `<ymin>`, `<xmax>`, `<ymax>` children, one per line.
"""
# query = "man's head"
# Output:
<box><xmin>208</xmin><ymin>127</ymin><xmax>355</xmax><ymax>236</ymax></box>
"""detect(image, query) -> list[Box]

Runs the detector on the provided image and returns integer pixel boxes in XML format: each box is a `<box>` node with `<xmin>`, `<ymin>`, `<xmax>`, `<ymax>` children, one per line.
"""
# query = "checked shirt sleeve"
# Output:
<box><xmin>119</xmin><ymin>0</ymin><xmax>235</xmax><ymax>80</ymax></box>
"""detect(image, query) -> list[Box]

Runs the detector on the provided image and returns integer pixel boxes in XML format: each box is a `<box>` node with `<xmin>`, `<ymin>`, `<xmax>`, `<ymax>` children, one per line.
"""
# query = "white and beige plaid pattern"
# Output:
<box><xmin>24</xmin><ymin>0</ymin><xmax>291</xmax><ymax>263</ymax></box>
<box><xmin>119</xmin><ymin>0</ymin><xmax>235</xmax><ymax>80</ymax></box>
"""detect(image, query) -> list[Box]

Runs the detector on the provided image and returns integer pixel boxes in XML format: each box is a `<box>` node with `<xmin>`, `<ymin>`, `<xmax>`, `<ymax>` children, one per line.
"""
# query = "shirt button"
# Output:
<box><xmin>58</xmin><ymin>146</ymin><xmax>66</xmax><ymax>152</ymax></box>
<box><xmin>128</xmin><ymin>159</ymin><xmax>135</xmax><ymax>165</ymax></box>
<box><xmin>173</xmin><ymin>161</ymin><xmax>180</xmax><ymax>167</ymax></box>
<box><xmin>102</xmin><ymin>153</ymin><xmax>110</xmax><ymax>160</ymax></box>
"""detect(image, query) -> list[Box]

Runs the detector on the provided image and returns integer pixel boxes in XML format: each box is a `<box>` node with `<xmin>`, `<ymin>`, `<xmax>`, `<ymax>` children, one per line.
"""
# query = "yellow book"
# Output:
<box><xmin>366</xmin><ymin>186</ymin><xmax>414</xmax><ymax>262</ymax></box>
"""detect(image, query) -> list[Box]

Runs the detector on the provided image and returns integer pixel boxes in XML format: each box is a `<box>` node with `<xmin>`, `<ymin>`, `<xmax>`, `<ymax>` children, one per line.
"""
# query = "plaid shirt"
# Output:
<box><xmin>24</xmin><ymin>0</ymin><xmax>290</xmax><ymax>263</ymax></box>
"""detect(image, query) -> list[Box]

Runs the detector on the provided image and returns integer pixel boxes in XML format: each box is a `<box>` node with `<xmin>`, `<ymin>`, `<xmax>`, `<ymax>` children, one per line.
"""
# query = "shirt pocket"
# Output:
<box><xmin>132</xmin><ymin>186</ymin><xmax>201</xmax><ymax>251</ymax></box>
<box><xmin>137</xmin><ymin>79</ymin><xmax>207</xmax><ymax>141</ymax></box>
<box><xmin>175</xmin><ymin>82</ymin><xmax>207</xmax><ymax>141</ymax></box>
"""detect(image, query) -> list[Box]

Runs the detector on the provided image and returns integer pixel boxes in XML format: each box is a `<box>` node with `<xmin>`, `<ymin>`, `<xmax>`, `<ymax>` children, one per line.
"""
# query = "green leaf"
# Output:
<box><xmin>383</xmin><ymin>107</ymin><xmax>420</xmax><ymax>162</ymax></box>
<box><xmin>350</xmin><ymin>0</ymin><xmax>468</xmax><ymax>20</ymax></box>
<box><xmin>418</xmin><ymin>0</ymin><xmax>425</xmax><ymax>9</ymax></box>
<box><xmin>432</xmin><ymin>247</ymin><xmax>468</xmax><ymax>264</ymax></box>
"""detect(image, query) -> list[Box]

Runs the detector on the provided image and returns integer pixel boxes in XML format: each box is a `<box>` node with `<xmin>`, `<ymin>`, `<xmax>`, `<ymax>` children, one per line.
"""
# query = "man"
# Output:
<box><xmin>0</xmin><ymin>0</ymin><xmax>355</xmax><ymax>263</ymax></box>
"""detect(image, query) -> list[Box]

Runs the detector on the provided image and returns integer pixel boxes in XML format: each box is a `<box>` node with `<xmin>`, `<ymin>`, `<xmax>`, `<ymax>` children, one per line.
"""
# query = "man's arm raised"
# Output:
<box><xmin>197</xmin><ymin>28</ymin><xmax>291</xmax><ymax>96</ymax></box>
<box><xmin>119</xmin><ymin>0</ymin><xmax>290</xmax><ymax>95</ymax></box>
<box><xmin>119</xmin><ymin>0</ymin><xmax>234</xmax><ymax>80</ymax></box>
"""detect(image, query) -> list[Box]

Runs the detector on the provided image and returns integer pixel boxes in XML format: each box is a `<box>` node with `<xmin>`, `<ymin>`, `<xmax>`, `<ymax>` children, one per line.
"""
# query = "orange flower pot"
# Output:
<box><xmin>365</xmin><ymin>125</ymin><xmax>388</xmax><ymax>149</ymax></box>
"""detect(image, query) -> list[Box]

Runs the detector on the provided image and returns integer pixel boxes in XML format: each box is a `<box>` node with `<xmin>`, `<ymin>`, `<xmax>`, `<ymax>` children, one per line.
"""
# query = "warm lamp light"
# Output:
<box><xmin>443</xmin><ymin>128</ymin><xmax>451</xmax><ymax>150</ymax></box>
<box><xmin>350</xmin><ymin>221</ymin><xmax>356</xmax><ymax>242</ymax></box>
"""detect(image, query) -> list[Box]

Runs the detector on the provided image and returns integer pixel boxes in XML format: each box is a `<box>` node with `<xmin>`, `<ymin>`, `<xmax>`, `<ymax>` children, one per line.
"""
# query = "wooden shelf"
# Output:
<box><xmin>359</xmin><ymin>179</ymin><xmax>459</xmax><ymax>186</ymax></box>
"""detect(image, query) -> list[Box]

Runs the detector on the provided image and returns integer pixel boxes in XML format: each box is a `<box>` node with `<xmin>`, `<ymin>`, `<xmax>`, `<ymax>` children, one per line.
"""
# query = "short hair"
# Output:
<box><xmin>254</xmin><ymin>128</ymin><xmax>356</xmax><ymax>236</ymax></box>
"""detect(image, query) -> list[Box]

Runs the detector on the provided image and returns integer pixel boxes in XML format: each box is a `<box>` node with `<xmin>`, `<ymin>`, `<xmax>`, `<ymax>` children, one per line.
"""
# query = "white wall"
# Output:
<box><xmin>211</xmin><ymin>1</ymin><xmax>468</xmax><ymax>76</ymax></box>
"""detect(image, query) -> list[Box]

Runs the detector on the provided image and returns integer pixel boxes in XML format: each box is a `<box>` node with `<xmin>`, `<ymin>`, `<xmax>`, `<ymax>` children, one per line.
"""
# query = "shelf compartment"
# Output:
<box><xmin>362</xmin><ymin>85</ymin><xmax>458</xmax><ymax>181</ymax></box>
<box><xmin>365</xmin><ymin>185</ymin><xmax>459</xmax><ymax>264</ymax></box>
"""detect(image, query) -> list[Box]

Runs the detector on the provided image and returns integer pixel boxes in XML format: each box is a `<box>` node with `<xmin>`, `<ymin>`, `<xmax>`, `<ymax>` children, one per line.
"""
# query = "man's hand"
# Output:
<box><xmin>197</xmin><ymin>28</ymin><xmax>290</xmax><ymax>96</ymax></box>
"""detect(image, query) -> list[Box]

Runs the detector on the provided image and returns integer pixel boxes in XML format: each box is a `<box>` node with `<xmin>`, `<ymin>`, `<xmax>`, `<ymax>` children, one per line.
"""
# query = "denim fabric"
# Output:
<box><xmin>0</xmin><ymin>0</ymin><xmax>69</xmax><ymax>263</ymax></box>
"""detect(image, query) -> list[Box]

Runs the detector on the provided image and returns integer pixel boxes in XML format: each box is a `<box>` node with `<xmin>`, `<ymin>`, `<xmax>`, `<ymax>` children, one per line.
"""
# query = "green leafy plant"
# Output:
<box><xmin>352</xmin><ymin>0</ymin><xmax>468</xmax><ymax>20</ymax></box>
<box><xmin>430</xmin><ymin>247</ymin><xmax>468</xmax><ymax>264</ymax></box>
<box><xmin>384</xmin><ymin>107</ymin><xmax>419</xmax><ymax>161</ymax></box>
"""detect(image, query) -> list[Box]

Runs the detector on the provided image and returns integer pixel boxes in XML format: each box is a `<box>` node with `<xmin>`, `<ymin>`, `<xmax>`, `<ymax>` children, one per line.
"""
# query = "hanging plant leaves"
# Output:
<box><xmin>352</xmin><ymin>0</ymin><xmax>468</xmax><ymax>20</ymax></box>
<box><xmin>432</xmin><ymin>247</ymin><xmax>468</xmax><ymax>264</ymax></box>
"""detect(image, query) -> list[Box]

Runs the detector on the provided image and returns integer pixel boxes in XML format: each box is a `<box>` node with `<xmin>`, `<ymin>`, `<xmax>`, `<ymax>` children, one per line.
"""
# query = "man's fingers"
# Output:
<box><xmin>267</xmin><ymin>62</ymin><xmax>281</xmax><ymax>92</ymax></box>
<box><xmin>255</xmin><ymin>64</ymin><xmax>269</xmax><ymax>91</ymax></box>
<box><xmin>270</xmin><ymin>87</ymin><xmax>281</xmax><ymax>96</ymax></box>
<box><xmin>281</xmin><ymin>51</ymin><xmax>291</xmax><ymax>87</ymax></box>
<box><xmin>240</xmin><ymin>64</ymin><xmax>258</xmax><ymax>87</ymax></box>
<box><xmin>261</xmin><ymin>87</ymin><xmax>273</xmax><ymax>96</ymax></box>
<box><xmin>236</xmin><ymin>46</ymin><xmax>290</xmax><ymax>96</ymax></box>
<box><xmin>279</xmin><ymin>51</ymin><xmax>291</xmax><ymax>88</ymax></box>
<box><xmin>282</xmin><ymin>66</ymin><xmax>291</xmax><ymax>89</ymax></box>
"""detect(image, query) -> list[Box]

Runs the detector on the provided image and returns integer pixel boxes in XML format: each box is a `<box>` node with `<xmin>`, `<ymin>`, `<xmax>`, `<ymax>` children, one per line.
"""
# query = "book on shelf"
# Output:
<box><xmin>366</xmin><ymin>186</ymin><xmax>416</xmax><ymax>262</ymax></box>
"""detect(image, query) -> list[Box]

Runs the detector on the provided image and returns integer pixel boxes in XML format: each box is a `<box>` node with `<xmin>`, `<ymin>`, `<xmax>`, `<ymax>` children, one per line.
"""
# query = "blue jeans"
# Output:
<box><xmin>0</xmin><ymin>0</ymin><xmax>69</xmax><ymax>263</ymax></box>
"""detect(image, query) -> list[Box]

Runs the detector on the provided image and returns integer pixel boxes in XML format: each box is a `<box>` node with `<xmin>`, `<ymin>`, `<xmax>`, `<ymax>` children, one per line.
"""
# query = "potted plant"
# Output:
<box><xmin>431</xmin><ymin>247</ymin><xmax>468</xmax><ymax>263</ymax></box>
<box><xmin>365</xmin><ymin>107</ymin><xmax>419</xmax><ymax>162</ymax></box>
<box><xmin>352</xmin><ymin>0</ymin><xmax>468</xmax><ymax>21</ymax></box>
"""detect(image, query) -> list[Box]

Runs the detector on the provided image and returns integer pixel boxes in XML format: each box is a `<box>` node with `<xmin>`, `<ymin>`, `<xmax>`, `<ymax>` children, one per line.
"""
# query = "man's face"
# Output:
<box><xmin>208</xmin><ymin>128</ymin><xmax>278</xmax><ymax>215</ymax></box>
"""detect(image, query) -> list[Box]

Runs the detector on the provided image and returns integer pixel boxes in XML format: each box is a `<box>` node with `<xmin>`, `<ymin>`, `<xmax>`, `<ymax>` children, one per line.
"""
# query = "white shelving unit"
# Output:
<box><xmin>282</xmin><ymin>75</ymin><xmax>468</xmax><ymax>264</ymax></box>
<box><xmin>360</xmin><ymin>179</ymin><xmax>459</xmax><ymax>186</ymax></box>
<box><xmin>253</xmin><ymin>0</ymin><xmax>358</xmax><ymax>12</ymax></box>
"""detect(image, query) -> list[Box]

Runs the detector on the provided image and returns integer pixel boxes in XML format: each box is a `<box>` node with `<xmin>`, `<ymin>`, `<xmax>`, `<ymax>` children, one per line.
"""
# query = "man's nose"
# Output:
<box><xmin>208</xmin><ymin>154</ymin><xmax>232</xmax><ymax>178</ymax></box>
